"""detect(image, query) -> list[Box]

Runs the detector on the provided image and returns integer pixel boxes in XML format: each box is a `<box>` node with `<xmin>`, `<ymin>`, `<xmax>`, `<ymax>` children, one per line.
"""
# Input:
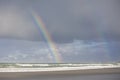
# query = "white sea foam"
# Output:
<box><xmin>0</xmin><ymin>64</ymin><xmax>120</xmax><ymax>72</ymax></box>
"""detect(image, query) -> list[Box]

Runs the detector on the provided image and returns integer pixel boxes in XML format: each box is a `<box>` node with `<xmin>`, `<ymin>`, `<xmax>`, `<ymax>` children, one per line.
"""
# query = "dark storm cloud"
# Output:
<box><xmin>44</xmin><ymin>0</ymin><xmax>120</xmax><ymax>42</ymax></box>
<box><xmin>0</xmin><ymin>0</ymin><xmax>120</xmax><ymax>42</ymax></box>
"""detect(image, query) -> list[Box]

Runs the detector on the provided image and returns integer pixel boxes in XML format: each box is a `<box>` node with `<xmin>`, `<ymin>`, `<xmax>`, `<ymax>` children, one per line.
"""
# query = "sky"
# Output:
<box><xmin>0</xmin><ymin>0</ymin><xmax>120</xmax><ymax>63</ymax></box>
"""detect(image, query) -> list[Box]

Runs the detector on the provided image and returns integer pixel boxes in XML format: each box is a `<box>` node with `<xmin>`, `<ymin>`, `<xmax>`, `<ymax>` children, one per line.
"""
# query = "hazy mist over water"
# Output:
<box><xmin>1</xmin><ymin>74</ymin><xmax>120</xmax><ymax>80</ymax></box>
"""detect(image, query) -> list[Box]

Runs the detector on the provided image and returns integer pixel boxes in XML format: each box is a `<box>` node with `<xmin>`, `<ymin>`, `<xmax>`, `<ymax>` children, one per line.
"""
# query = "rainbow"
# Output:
<box><xmin>31</xmin><ymin>11</ymin><xmax>62</xmax><ymax>63</ymax></box>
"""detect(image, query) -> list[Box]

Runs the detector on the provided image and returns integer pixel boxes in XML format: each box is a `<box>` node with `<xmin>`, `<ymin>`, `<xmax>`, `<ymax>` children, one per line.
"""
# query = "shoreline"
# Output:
<box><xmin>0</xmin><ymin>67</ymin><xmax>120</xmax><ymax>78</ymax></box>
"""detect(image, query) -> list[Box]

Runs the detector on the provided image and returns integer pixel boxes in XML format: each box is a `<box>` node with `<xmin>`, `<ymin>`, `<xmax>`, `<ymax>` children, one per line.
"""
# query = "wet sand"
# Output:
<box><xmin>0</xmin><ymin>67</ymin><xmax>120</xmax><ymax>79</ymax></box>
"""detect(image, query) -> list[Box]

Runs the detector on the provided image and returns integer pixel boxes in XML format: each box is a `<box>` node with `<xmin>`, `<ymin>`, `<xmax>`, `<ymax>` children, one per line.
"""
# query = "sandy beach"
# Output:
<box><xmin>0</xmin><ymin>67</ymin><xmax>120</xmax><ymax>78</ymax></box>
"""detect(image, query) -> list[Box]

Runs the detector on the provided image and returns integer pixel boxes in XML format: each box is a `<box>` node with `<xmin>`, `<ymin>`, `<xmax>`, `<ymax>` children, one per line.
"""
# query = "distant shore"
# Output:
<box><xmin>0</xmin><ymin>67</ymin><xmax>120</xmax><ymax>78</ymax></box>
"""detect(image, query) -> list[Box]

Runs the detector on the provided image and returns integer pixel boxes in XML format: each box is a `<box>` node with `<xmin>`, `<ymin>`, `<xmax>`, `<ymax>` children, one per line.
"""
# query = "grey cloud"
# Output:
<box><xmin>0</xmin><ymin>0</ymin><xmax>120</xmax><ymax>42</ymax></box>
<box><xmin>32</xmin><ymin>0</ymin><xmax>120</xmax><ymax>42</ymax></box>
<box><xmin>0</xmin><ymin>5</ymin><xmax>41</xmax><ymax>41</ymax></box>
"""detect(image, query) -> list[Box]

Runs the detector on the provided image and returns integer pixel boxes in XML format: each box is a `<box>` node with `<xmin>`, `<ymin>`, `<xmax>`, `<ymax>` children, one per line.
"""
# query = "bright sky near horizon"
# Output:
<box><xmin>0</xmin><ymin>0</ymin><xmax>120</xmax><ymax>63</ymax></box>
